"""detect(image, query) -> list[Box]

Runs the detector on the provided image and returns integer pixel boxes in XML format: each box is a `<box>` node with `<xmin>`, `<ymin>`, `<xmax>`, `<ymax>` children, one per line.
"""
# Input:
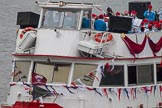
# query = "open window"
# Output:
<box><xmin>34</xmin><ymin>62</ymin><xmax>71</xmax><ymax>84</ymax></box>
<box><xmin>13</xmin><ymin>61</ymin><xmax>30</xmax><ymax>82</ymax></box>
<box><xmin>128</xmin><ymin>64</ymin><xmax>154</xmax><ymax>85</ymax></box>
<box><xmin>100</xmin><ymin>65</ymin><xmax>124</xmax><ymax>86</ymax></box>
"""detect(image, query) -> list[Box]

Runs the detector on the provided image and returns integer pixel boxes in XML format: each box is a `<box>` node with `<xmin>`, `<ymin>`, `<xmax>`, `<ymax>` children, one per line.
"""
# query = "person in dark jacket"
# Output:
<box><xmin>94</xmin><ymin>14</ymin><xmax>106</xmax><ymax>31</ymax></box>
<box><xmin>106</xmin><ymin>7</ymin><xmax>114</xmax><ymax>17</ymax></box>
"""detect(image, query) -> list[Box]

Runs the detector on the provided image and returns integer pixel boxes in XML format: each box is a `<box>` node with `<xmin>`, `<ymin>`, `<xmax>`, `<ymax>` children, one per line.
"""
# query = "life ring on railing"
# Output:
<box><xmin>19</xmin><ymin>27</ymin><xmax>35</xmax><ymax>39</ymax></box>
<box><xmin>94</xmin><ymin>33</ymin><xmax>113</xmax><ymax>43</ymax></box>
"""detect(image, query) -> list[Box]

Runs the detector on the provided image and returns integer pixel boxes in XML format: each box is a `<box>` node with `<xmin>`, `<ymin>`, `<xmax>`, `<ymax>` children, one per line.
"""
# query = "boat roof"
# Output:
<box><xmin>37</xmin><ymin>1</ymin><xmax>100</xmax><ymax>9</ymax></box>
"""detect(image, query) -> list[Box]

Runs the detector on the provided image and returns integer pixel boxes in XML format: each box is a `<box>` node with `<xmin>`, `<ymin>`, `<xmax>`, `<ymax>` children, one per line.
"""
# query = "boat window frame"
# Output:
<box><xmin>127</xmin><ymin>63</ymin><xmax>154</xmax><ymax>86</ymax></box>
<box><xmin>72</xmin><ymin>63</ymin><xmax>98</xmax><ymax>86</ymax></box>
<box><xmin>32</xmin><ymin>61</ymin><xmax>72</xmax><ymax>84</ymax></box>
<box><xmin>156</xmin><ymin>63</ymin><xmax>162</xmax><ymax>83</ymax></box>
<box><xmin>80</xmin><ymin>10</ymin><xmax>92</xmax><ymax>29</ymax></box>
<box><xmin>12</xmin><ymin>60</ymin><xmax>31</xmax><ymax>82</ymax></box>
<box><xmin>40</xmin><ymin>8</ymin><xmax>82</xmax><ymax>30</ymax></box>
<box><xmin>99</xmin><ymin>65</ymin><xmax>125</xmax><ymax>87</ymax></box>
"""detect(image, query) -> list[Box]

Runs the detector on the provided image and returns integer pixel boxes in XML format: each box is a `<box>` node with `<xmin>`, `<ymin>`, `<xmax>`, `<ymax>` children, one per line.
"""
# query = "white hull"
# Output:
<box><xmin>2</xmin><ymin>1</ymin><xmax>162</xmax><ymax>108</ymax></box>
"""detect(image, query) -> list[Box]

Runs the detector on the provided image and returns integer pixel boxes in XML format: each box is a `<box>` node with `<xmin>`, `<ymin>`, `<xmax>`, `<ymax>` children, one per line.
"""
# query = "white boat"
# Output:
<box><xmin>1</xmin><ymin>1</ymin><xmax>162</xmax><ymax>108</ymax></box>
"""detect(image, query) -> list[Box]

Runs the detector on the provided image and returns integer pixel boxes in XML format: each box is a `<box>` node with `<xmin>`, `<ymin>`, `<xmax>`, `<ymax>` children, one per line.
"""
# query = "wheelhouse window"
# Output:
<box><xmin>13</xmin><ymin>61</ymin><xmax>30</xmax><ymax>82</ymax></box>
<box><xmin>81</xmin><ymin>10</ymin><xmax>91</xmax><ymax>29</ymax></box>
<box><xmin>100</xmin><ymin>65</ymin><xmax>124</xmax><ymax>86</ymax></box>
<box><xmin>128</xmin><ymin>64</ymin><xmax>154</xmax><ymax>85</ymax></box>
<box><xmin>72</xmin><ymin>63</ymin><xmax>97</xmax><ymax>86</ymax></box>
<box><xmin>156</xmin><ymin>64</ymin><xmax>162</xmax><ymax>83</ymax></box>
<box><xmin>34</xmin><ymin>62</ymin><xmax>71</xmax><ymax>83</ymax></box>
<box><xmin>42</xmin><ymin>9</ymin><xmax>80</xmax><ymax>29</ymax></box>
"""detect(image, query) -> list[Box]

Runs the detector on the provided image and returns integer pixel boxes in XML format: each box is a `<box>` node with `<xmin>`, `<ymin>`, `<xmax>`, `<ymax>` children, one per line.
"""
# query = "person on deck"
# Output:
<box><xmin>82</xmin><ymin>12</ymin><xmax>90</xmax><ymax>28</ymax></box>
<box><xmin>94</xmin><ymin>14</ymin><xmax>107</xmax><ymax>31</ymax></box>
<box><xmin>91</xmin><ymin>14</ymin><xmax>98</xmax><ymax>29</ymax></box>
<box><xmin>143</xmin><ymin>4</ymin><xmax>155</xmax><ymax>22</ymax></box>
<box><xmin>106</xmin><ymin>7</ymin><xmax>114</xmax><ymax>17</ymax></box>
<box><xmin>130</xmin><ymin>10</ymin><xmax>140</xmax><ymax>33</ymax></box>
<box><xmin>158</xmin><ymin>8</ymin><xmax>162</xmax><ymax>21</ymax></box>
<box><xmin>115</xmin><ymin>12</ymin><xmax>121</xmax><ymax>16</ymax></box>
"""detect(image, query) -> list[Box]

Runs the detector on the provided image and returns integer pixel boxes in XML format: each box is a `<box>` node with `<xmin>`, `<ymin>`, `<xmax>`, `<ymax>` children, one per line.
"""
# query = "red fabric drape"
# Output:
<box><xmin>122</xmin><ymin>35</ymin><xmax>147</xmax><ymax>58</ymax></box>
<box><xmin>148</xmin><ymin>36</ymin><xmax>162</xmax><ymax>56</ymax></box>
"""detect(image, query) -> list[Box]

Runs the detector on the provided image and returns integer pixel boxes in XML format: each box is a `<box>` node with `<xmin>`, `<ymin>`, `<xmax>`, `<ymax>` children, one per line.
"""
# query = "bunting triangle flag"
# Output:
<box><xmin>32</xmin><ymin>86</ymin><xmax>51</xmax><ymax>100</ymax></box>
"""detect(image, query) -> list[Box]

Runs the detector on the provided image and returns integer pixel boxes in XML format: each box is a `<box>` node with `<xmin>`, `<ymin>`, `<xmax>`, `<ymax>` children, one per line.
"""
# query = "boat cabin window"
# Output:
<box><xmin>42</xmin><ymin>9</ymin><xmax>80</xmax><ymax>29</ymax></box>
<box><xmin>100</xmin><ymin>65</ymin><xmax>124</xmax><ymax>86</ymax></box>
<box><xmin>33</xmin><ymin>62</ymin><xmax>71</xmax><ymax>83</ymax></box>
<box><xmin>128</xmin><ymin>64</ymin><xmax>154</xmax><ymax>85</ymax></box>
<box><xmin>81</xmin><ymin>10</ymin><xmax>91</xmax><ymax>29</ymax></box>
<box><xmin>156</xmin><ymin>64</ymin><xmax>162</xmax><ymax>83</ymax></box>
<box><xmin>13</xmin><ymin>61</ymin><xmax>30</xmax><ymax>82</ymax></box>
<box><xmin>72</xmin><ymin>63</ymin><xmax>97</xmax><ymax>86</ymax></box>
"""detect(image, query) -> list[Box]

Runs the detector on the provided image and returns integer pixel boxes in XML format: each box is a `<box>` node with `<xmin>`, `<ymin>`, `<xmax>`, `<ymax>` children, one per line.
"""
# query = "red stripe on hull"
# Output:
<box><xmin>1</xmin><ymin>101</ymin><xmax>63</xmax><ymax>108</ymax></box>
<box><xmin>1</xmin><ymin>105</ymin><xmax>12</xmax><ymax>108</ymax></box>
<box><xmin>12</xmin><ymin>53</ymin><xmax>162</xmax><ymax>60</ymax></box>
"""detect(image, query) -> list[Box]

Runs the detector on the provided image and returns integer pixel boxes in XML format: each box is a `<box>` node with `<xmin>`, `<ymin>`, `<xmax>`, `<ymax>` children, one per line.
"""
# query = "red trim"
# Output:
<box><xmin>1</xmin><ymin>101</ymin><xmax>63</xmax><ymax>108</ymax></box>
<box><xmin>1</xmin><ymin>105</ymin><xmax>12</xmax><ymax>108</ymax></box>
<box><xmin>12</xmin><ymin>53</ymin><xmax>162</xmax><ymax>61</ymax></box>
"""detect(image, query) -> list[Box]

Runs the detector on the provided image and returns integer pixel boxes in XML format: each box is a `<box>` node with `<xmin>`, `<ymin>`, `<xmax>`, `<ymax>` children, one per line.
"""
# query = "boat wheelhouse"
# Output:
<box><xmin>1</xmin><ymin>1</ymin><xmax>162</xmax><ymax>108</ymax></box>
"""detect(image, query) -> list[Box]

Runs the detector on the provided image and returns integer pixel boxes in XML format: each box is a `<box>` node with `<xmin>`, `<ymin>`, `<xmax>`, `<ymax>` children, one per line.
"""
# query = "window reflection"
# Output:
<box><xmin>128</xmin><ymin>64</ymin><xmax>154</xmax><ymax>85</ymax></box>
<box><xmin>73</xmin><ymin>64</ymin><xmax>97</xmax><ymax>86</ymax></box>
<box><xmin>100</xmin><ymin>65</ymin><xmax>124</xmax><ymax>86</ymax></box>
<box><xmin>13</xmin><ymin>61</ymin><xmax>30</xmax><ymax>82</ymax></box>
<box><xmin>81</xmin><ymin>10</ymin><xmax>91</xmax><ymax>29</ymax></box>
<box><xmin>34</xmin><ymin>62</ymin><xmax>71</xmax><ymax>83</ymax></box>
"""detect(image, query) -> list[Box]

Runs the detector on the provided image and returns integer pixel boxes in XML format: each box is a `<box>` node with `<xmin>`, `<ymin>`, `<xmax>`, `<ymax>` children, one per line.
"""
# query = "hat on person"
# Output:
<box><xmin>143</xmin><ymin>18</ymin><xmax>149</xmax><ymax>23</ymax></box>
<box><xmin>148</xmin><ymin>24</ymin><xmax>152</xmax><ymax>29</ymax></box>
<box><xmin>153</xmin><ymin>21</ymin><xmax>159</xmax><ymax>25</ymax></box>
<box><xmin>155</xmin><ymin>23</ymin><xmax>161</xmax><ymax>29</ymax></box>
<box><xmin>148</xmin><ymin>4</ymin><xmax>152</xmax><ymax>9</ymax></box>
<box><xmin>141</xmin><ymin>21</ymin><xmax>145</xmax><ymax>26</ymax></box>
<box><xmin>92</xmin><ymin>13</ymin><xmax>97</xmax><ymax>18</ymax></box>
<box><xmin>131</xmin><ymin>10</ymin><xmax>137</xmax><ymax>15</ymax></box>
<box><xmin>149</xmin><ymin>21</ymin><xmax>154</xmax><ymax>25</ymax></box>
<box><xmin>99</xmin><ymin>14</ymin><xmax>104</xmax><ymax>19</ymax></box>
<box><xmin>115</xmin><ymin>12</ymin><xmax>120</xmax><ymax>16</ymax></box>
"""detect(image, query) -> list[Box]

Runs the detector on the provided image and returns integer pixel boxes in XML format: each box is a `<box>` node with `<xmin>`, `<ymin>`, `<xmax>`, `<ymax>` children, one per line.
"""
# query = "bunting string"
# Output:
<box><xmin>9</xmin><ymin>82</ymin><xmax>160</xmax><ymax>101</ymax></box>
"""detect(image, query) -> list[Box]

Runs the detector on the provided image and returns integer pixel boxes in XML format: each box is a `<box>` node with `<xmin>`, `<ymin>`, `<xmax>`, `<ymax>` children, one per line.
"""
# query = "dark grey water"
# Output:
<box><xmin>0</xmin><ymin>0</ymin><xmax>162</xmax><ymax>103</ymax></box>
